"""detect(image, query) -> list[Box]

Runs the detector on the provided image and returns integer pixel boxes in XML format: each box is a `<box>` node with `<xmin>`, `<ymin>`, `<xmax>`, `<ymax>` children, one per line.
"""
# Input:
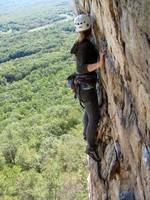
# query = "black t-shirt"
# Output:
<box><xmin>70</xmin><ymin>39</ymin><xmax>99</xmax><ymax>75</ymax></box>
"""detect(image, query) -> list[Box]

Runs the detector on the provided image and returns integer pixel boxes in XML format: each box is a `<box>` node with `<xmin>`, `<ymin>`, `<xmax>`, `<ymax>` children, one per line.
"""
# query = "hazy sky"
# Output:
<box><xmin>0</xmin><ymin>0</ymin><xmax>68</xmax><ymax>15</ymax></box>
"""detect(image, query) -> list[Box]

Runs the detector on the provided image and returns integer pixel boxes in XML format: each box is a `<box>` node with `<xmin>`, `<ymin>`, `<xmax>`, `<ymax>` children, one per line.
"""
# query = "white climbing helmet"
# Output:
<box><xmin>74</xmin><ymin>14</ymin><xmax>92</xmax><ymax>32</ymax></box>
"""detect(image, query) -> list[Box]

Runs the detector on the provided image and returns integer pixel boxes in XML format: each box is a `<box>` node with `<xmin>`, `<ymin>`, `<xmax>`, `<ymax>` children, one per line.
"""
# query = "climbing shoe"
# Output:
<box><xmin>86</xmin><ymin>148</ymin><xmax>101</xmax><ymax>162</ymax></box>
<box><xmin>83</xmin><ymin>134</ymin><xmax>87</xmax><ymax>141</ymax></box>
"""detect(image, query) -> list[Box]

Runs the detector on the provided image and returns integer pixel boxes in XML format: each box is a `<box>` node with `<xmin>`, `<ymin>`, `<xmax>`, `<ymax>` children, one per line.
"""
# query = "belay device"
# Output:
<box><xmin>66</xmin><ymin>73</ymin><xmax>77</xmax><ymax>95</ymax></box>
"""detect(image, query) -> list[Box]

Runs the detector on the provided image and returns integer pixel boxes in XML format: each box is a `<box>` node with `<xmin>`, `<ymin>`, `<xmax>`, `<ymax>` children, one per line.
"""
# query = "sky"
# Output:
<box><xmin>0</xmin><ymin>0</ymin><xmax>69</xmax><ymax>15</ymax></box>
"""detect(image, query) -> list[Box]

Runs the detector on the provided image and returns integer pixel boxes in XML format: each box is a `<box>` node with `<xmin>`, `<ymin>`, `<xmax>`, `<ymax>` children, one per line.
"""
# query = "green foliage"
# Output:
<box><xmin>0</xmin><ymin>1</ymin><xmax>88</xmax><ymax>200</ymax></box>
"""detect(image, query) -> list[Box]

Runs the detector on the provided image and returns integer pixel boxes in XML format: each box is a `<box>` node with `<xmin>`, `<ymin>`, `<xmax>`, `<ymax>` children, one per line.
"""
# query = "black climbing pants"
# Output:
<box><xmin>79</xmin><ymin>88</ymin><xmax>100</xmax><ymax>150</ymax></box>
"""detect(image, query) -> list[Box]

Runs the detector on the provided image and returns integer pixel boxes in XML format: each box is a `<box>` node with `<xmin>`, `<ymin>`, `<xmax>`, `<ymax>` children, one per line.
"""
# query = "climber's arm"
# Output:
<box><xmin>87</xmin><ymin>48</ymin><xmax>106</xmax><ymax>72</ymax></box>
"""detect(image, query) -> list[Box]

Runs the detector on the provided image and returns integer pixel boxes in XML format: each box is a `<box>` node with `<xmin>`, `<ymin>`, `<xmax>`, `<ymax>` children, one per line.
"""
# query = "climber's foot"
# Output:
<box><xmin>83</xmin><ymin>136</ymin><xmax>87</xmax><ymax>141</ymax></box>
<box><xmin>86</xmin><ymin>147</ymin><xmax>101</xmax><ymax>162</ymax></box>
<box><xmin>83</xmin><ymin>132</ymin><xmax>87</xmax><ymax>141</ymax></box>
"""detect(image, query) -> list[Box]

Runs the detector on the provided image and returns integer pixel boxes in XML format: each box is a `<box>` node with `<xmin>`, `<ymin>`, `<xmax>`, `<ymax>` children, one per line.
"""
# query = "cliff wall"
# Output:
<box><xmin>74</xmin><ymin>0</ymin><xmax>150</xmax><ymax>199</ymax></box>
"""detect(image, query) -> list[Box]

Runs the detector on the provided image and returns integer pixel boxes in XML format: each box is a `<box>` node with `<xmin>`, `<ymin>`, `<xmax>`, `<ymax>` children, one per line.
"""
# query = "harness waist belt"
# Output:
<box><xmin>79</xmin><ymin>83</ymin><xmax>95</xmax><ymax>90</ymax></box>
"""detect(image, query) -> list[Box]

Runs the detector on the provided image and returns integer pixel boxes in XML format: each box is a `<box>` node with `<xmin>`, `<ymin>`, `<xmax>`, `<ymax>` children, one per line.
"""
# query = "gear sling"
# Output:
<box><xmin>67</xmin><ymin>73</ymin><xmax>97</xmax><ymax>108</ymax></box>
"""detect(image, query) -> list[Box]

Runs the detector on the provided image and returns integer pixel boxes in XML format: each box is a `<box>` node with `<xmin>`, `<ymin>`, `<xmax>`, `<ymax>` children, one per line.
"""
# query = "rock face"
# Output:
<box><xmin>74</xmin><ymin>0</ymin><xmax>150</xmax><ymax>199</ymax></box>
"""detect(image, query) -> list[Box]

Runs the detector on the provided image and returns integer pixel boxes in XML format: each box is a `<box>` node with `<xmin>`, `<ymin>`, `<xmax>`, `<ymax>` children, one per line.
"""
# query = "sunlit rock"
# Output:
<box><xmin>74</xmin><ymin>0</ymin><xmax>150</xmax><ymax>199</ymax></box>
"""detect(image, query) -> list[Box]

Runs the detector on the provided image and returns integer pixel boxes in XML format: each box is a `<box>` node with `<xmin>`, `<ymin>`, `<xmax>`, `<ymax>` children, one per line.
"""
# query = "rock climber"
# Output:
<box><xmin>70</xmin><ymin>14</ymin><xmax>106</xmax><ymax>161</ymax></box>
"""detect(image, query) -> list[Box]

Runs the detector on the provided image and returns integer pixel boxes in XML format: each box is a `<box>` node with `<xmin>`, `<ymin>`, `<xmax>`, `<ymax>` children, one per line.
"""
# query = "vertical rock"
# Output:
<box><xmin>73</xmin><ymin>0</ymin><xmax>150</xmax><ymax>199</ymax></box>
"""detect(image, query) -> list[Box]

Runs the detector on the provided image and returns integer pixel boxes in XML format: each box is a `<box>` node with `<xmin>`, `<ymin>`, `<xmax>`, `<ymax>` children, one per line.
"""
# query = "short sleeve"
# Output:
<box><xmin>71</xmin><ymin>40</ymin><xmax>99</xmax><ymax>73</ymax></box>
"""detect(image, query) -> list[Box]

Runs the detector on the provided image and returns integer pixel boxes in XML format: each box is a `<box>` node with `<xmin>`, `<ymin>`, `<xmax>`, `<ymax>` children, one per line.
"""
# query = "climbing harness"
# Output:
<box><xmin>67</xmin><ymin>73</ymin><xmax>98</xmax><ymax>108</ymax></box>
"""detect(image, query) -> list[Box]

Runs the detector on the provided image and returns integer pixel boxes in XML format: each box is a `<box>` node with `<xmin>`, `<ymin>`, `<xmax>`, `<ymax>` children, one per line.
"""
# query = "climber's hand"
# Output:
<box><xmin>99</xmin><ymin>47</ymin><xmax>107</xmax><ymax>58</ymax></box>
<box><xmin>87</xmin><ymin>47</ymin><xmax>107</xmax><ymax>71</ymax></box>
<box><xmin>98</xmin><ymin>47</ymin><xmax>107</xmax><ymax>68</ymax></box>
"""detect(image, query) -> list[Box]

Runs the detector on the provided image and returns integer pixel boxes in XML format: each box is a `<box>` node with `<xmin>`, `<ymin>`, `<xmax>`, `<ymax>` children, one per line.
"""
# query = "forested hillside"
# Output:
<box><xmin>0</xmin><ymin>1</ymin><xmax>88</xmax><ymax>199</ymax></box>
